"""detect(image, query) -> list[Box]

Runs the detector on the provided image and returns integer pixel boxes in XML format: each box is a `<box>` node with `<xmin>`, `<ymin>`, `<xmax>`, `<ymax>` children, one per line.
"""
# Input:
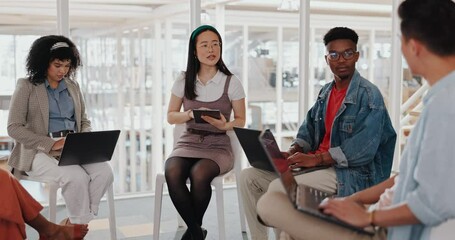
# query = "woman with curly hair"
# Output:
<box><xmin>7</xmin><ymin>35</ymin><xmax>114</xmax><ymax>226</ymax></box>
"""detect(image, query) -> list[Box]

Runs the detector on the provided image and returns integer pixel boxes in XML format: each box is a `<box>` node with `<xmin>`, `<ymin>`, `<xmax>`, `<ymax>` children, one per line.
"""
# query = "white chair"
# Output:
<box><xmin>430</xmin><ymin>219</ymin><xmax>455</xmax><ymax>239</ymax></box>
<box><xmin>12</xmin><ymin>168</ymin><xmax>118</xmax><ymax>240</ymax></box>
<box><xmin>153</xmin><ymin>125</ymin><xmax>246</xmax><ymax>240</ymax></box>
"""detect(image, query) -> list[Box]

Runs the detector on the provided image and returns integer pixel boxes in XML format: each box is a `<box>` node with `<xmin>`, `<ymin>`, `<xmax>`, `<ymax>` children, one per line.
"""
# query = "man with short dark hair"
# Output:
<box><xmin>239</xmin><ymin>27</ymin><xmax>396</xmax><ymax>239</ymax></box>
<box><xmin>257</xmin><ymin>0</ymin><xmax>455</xmax><ymax>239</ymax></box>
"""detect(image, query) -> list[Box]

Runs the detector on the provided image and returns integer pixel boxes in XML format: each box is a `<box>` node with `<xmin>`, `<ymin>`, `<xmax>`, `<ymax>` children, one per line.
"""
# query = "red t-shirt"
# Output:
<box><xmin>313</xmin><ymin>86</ymin><xmax>348</xmax><ymax>154</ymax></box>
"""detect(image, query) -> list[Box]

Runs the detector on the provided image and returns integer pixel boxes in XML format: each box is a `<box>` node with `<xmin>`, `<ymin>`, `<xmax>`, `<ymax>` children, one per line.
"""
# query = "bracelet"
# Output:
<box><xmin>368</xmin><ymin>210</ymin><xmax>376</xmax><ymax>227</ymax></box>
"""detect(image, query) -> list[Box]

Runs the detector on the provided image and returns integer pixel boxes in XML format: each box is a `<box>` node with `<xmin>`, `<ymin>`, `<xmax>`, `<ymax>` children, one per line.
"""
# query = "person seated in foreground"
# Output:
<box><xmin>257</xmin><ymin>0</ymin><xmax>455</xmax><ymax>239</ymax></box>
<box><xmin>0</xmin><ymin>168</ymin><xmax>88</xmax><ymax>240</ymax></box>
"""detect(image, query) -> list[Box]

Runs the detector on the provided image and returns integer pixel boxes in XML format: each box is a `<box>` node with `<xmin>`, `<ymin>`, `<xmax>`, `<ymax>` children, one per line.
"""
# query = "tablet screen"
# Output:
<box><xmin>193</xmin><ymin>109</ymin><xmax>221</xmax><ymax>124</ymax></box>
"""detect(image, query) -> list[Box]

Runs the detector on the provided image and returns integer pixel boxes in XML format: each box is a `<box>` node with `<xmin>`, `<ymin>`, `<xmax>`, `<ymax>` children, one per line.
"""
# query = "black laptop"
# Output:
<box><xmin>234</xmin><ymin>127</ymin><xmax>328</xmax><ymax>175</ymax></box>
<box><xmin>58</xmin><ymin>130</ymin><xmax>120</xmax><ymax>166</ymax></box>
<box><xmin>233</xmin><ymin>127</ymin><xmax>275</xmax><ymax>172</ymax></box>
<box><xmin>258</xmin><ymin>129</ymin><xmax>375</xmax><ymax>236</ymax></box>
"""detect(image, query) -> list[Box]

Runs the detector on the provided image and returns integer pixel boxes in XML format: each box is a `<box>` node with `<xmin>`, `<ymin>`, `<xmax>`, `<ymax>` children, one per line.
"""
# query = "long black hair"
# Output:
<box><xmin>184</xmin><ymin>25</ymin><xmax>232</xmax><ymax>100</ymax></box>
<box><xmin>26</xmin><ymin>35</ymin><xmax>82</xmax><ymax>85</ymax></box>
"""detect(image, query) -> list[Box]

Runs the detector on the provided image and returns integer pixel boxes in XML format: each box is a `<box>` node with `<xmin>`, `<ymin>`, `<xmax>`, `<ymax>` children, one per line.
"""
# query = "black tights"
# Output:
<box><xmin>165</xmin><ymin>157</ymin><xmax>220</xmax><ymax>239</ymax></box>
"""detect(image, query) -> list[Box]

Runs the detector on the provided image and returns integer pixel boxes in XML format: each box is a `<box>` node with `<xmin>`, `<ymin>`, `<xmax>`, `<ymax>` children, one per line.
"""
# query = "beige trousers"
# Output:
<box><xmin>257</xmin><ymin>191</ymin><xmax>387</xmax><ymax>240</ymax></box>
<box><xmin>239</xmin><ymin>167</ymin><xmax>337</xmax><ymax>240</ymax></box>
<box><xmin>239</xmin><ymin>168</ymin><xmax>278</xmax><ymax>240</ymax></box>
<box><xmin>27</xmin><ymin>152</ymin><xmax>114</xmax><ymax>224</ymax></box>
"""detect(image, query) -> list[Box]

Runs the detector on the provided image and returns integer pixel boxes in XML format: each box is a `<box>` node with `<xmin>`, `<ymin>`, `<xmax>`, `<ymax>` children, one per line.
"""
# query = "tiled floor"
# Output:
<box><xmin>24</xmin><ymin>182</ymin><xmax>262</xmax><ymax>240</ymax></box>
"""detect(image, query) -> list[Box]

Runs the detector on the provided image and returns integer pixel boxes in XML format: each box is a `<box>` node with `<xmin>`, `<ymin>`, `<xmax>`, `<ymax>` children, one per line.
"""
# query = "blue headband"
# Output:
<box><xmin>190</xmin><ymin>25</ymin><xmax>218</xmax><ymax>41</ymax></box>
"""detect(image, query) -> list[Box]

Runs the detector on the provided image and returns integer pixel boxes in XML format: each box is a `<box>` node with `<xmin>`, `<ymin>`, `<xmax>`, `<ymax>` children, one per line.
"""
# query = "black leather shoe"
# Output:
<box><xmin>181</xmin><ymin>229</ymin><xmax>191</xmax><ymax>240</ymax></box>
<box><xmin>202</xmin><ymin>227</ymin><xmax>207</xmax><ymax>239</ymax></box>
<box><xmin>181</xmin><ymin>227</ymin><xmax>207</xmax><ymax>240</ymax></box>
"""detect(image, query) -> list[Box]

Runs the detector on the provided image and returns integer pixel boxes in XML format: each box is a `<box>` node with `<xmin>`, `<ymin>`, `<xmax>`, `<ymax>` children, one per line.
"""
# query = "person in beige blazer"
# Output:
<box><xmin>7</xmin><ymin>35</ymin><xmax>113</xmax><ymax>225</ymax></box>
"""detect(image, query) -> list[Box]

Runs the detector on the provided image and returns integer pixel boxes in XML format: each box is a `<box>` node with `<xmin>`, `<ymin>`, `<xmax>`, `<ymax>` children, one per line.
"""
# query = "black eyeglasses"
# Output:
<box><xmin>326</xmin><ymin>49</ymin><xmax>358</xmax><ymax>61</ymax></box>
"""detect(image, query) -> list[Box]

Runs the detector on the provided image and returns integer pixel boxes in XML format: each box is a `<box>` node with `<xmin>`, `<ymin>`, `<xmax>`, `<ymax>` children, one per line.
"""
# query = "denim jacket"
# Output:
<box><xmin>293</xmin><ymin>70</ymin><xmax>396</xmax><ymax>197</ymax></box>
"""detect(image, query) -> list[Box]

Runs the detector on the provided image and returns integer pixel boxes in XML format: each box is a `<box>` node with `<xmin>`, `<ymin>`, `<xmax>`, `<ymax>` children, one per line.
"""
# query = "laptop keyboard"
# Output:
<box><xmin>296</xmin><ymin>185</ymin><xmax>331</xmax><ymax>206</ymax></box>
<box><xmin>308</xmin><ymin>187</ymin><xmax>330</xmax><ymax>203</ymax></box>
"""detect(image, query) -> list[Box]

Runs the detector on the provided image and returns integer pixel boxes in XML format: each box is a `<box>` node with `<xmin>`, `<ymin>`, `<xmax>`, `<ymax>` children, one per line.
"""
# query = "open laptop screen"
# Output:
<box><xmin>259</xmin><ymin>129</ymin><xmax>298</xmax><ymax>203</ymax></box>
<box><xmin>59</xmin><ymin>130</ymin><xmax>120</xmax><ymax>166</ymax></box>
<box><xmin>232</xmin><ymin>127</ymin><xmax>275</xmax><ymax>172</ymax></box>
<box><xmin>259</xmin><ymin>130</ymin><xmax>375</xmax><ymax>236</ymax></box>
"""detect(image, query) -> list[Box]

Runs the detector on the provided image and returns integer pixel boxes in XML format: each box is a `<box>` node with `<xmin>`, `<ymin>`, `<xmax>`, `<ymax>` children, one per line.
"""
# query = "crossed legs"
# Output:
<box><xmin>239</xmin><ymin>167</ymin><xmax>338</xmax><ymax>240</ymax></box>
<box><xmin>257</xmin><ymin>191</ymin><xmax>386</xmax><ymax>240</ymax></box>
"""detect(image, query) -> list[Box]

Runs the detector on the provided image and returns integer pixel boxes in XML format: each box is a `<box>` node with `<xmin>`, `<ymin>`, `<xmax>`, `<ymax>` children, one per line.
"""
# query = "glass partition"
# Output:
<box><xmin>0</xmin><ymin>0</ymin><xmax>406</xmax><ymax>195</ymax></box>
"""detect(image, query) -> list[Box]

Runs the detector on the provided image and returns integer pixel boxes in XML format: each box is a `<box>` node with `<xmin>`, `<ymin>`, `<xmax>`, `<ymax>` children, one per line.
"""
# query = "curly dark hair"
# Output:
<box><xmin>184</xmin><ymin>25</ymin><xmax>232</xmax><ymax>100</ymax></box>
<box><xmin>26</xmin><ymin>35</ymin><xmax>82</xmax><ymax>85</ymax></box>
<box><xmin>399</xmin><ymin>0</ymin><xmax>455</xmax><ymax>56</ymax></box>
<box><xmin>323</xmin><ymin>27</ymin><xmax>359</xmax><ymax>47</ymax></box>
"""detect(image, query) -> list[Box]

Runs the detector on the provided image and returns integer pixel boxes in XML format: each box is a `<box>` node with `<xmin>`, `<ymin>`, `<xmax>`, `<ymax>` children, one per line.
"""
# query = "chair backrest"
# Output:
<box><xmin>430</xmin><ymin>219</ymin><xmax>455</xmax><ymax>239</ymax></box>
<box><xmin>226</xmin><ymin>130</ymin><xmax>243</xmax><ymax>176</ymax></box>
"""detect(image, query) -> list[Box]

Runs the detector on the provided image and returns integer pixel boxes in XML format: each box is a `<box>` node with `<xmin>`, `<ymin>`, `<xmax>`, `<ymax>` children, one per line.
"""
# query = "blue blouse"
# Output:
<box><xmin>45</xmin><ymin>79</ymin><xmax>76</xmax><ymax>133</ymax></box>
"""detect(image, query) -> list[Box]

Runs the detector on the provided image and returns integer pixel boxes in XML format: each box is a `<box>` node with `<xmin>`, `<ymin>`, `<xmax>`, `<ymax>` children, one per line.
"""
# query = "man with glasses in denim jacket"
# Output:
<box><xmin>239</xmin><ymin>27</ymin><xmax>397</xmax><ymax>240</ymax></box>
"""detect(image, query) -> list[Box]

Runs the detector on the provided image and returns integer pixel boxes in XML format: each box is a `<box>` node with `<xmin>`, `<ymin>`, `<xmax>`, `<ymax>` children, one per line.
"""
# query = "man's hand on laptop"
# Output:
<box><xmin>287</xmin><ymin>153</ymin><xmax>319</xmax><ymax>168</ymax></box>
<box><xmin>287</xmin><ymin>143</ymin><xmax>303</xmax><ymax>155</ymax></box>
<box><xmin>281</xmin><ymin>151</ymin><xmax>290</xmax><ymax>159</ymax></box>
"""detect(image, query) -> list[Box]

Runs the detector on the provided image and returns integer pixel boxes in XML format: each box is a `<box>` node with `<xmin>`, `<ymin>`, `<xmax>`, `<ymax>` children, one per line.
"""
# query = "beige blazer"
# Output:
<box><xmin>7</xmin><ymin>78</ymin><xmax>91</xmax><ymax>171</ymax></box>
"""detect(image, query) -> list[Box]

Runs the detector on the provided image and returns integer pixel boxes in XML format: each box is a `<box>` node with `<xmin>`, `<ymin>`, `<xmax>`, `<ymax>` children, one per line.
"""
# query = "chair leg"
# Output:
<box><xmin>230</xmin><ymin>132</ymin><xmax>248</xmax><ymax>233</ymax></box>
<box><xmin>214</xmin><ymin>179</ymin><xmax>226</xmax><ymax>240</ymax></box>
<box><xmin>48</xmin><ymin>182</ymin><xmax>59</xmax><ymax>223</ymax></box>
<box><xmin>235</xmin><ymin>175</ymin><xmax>247</xmax><ymax>232</ymax></box>
<box><xmin>153</xmin><ymin>174</ymin><xmax>165</xmax><ymax>240</ymax></box>
<box><xmin>107</xmin><ymin>184</ymin><xmax>117</xmax><ymax>240</ymax></box>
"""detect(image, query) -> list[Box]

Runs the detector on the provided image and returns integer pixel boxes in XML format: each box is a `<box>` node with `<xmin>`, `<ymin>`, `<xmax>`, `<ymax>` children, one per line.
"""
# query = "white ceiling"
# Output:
<box><xmin>0</xmin><ymin>0</ymin><xmax>393</xmax><ymax>36</ymax></box>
